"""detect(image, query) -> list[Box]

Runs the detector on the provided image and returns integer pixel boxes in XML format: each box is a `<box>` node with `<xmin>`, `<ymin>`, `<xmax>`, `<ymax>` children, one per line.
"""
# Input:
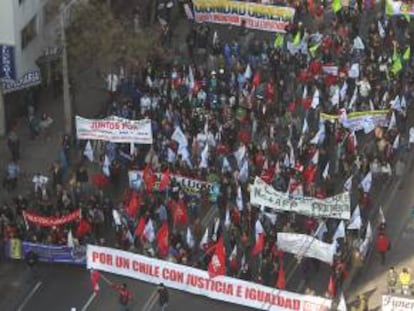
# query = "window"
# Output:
<box><xmin>19</xmin><ymin>0</ymin><xmax>25</xmax><ymax>5</ymax></box>
<box><xmin>21</xmin><ymin>16</ymin><xmax>38</xmax><ymax>49</ymax></box>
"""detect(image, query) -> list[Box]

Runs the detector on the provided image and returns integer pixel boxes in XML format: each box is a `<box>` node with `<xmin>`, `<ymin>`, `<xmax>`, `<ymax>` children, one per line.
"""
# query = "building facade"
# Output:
<box><xmin>0</xmin><ymin>0</ymin><xmax>61</xmax><ymax>93</ymax></box>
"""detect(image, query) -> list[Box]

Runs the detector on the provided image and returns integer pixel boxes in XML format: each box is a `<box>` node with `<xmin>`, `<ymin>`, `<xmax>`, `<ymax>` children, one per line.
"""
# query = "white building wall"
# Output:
<box><xmin>0</xmin><ymin>0</ymin><xmax>16</xmax><ymax>46</ymax></box>
<box><xmin>1</xmin><ymin>0</ymin><xmax>60</xmax><ymax>80</ymax></box>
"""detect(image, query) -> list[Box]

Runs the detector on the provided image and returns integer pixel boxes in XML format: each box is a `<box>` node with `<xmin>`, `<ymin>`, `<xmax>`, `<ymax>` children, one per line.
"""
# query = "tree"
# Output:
<box><xmin>65</xmin><ymin>1</ymin><xmax>160</xmax><ymax>76</ymax></box>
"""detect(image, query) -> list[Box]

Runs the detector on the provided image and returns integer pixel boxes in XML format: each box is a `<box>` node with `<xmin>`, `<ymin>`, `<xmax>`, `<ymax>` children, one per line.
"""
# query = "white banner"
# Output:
<box><xmin>87</xmin><ymin>245</ymin><xmax>332</xmax><ymax>311</ymax></box>
<box><xmin>250</xmin><ymin>178</ymin><xmax>351</xmax><ymax>220</ymax></box>
<box><xmin>277</xmin><ymin>233</ymin><xmax>335</xmax><ymax>265</ymax></box>
<box><xmin>75</xmin><ymin>116</ymin><xmax>153</xmax><ymax>144</ymax></box>
<box><xmin>319</xmin><ymin>110</ymin><xmax>389</xmax><ymax>132</ymax></box>
<box><xmin>128</xmin><ymin>170</ymin><xmax>220</xmax><ymax>198</ymax></box>
<box><xmin>382</xmin><ymin>295</ymin><xmax>414</xmax><ymax>311</ymax></box>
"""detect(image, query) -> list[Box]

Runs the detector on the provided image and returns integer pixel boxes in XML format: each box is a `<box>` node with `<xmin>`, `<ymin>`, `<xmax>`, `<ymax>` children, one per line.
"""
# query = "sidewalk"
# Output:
<box><xmin>0</xmin><ymin>89</ymin><xmax>65</xmax><ymax>200</ymax></box>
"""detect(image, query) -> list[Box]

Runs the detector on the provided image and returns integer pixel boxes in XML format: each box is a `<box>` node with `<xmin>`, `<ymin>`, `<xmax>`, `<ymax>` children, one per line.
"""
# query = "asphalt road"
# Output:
<box><xmin>8</xmin><ymin>263</ymin><xmax>250</xmax><ymax>311</ymax></box>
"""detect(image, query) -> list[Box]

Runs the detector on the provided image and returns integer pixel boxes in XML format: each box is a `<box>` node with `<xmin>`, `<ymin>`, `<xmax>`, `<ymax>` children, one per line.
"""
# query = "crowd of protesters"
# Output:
<box><xmin>2</xmin><ymin>0</ymin><xmax>414</xmax><ymax>303</ymax></box>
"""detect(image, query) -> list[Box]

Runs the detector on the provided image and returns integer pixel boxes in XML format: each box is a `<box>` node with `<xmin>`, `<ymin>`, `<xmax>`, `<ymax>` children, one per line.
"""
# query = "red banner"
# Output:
<box><xmin>23</xmin><ymin>209</ymin><xmax>81</xmax><ymax>227</ymax></box>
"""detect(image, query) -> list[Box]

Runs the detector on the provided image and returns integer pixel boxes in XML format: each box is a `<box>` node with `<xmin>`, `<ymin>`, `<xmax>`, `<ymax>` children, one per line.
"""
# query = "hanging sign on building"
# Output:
<box><xmin>0</xmin><ymin>45</ymin><xmax>16</xmax><ymax>81</ymax></box>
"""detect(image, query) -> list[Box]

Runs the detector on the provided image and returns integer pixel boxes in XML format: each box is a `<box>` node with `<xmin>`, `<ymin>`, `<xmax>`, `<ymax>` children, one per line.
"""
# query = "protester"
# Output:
<box><xmin>111</xmin><ymin>283</ymin><xmax>133</xmax><ymax>311</ymax></box>
<box><xmin>157</xmin><ymin>283</ymin><xmax>169</xmax><ymax>311</ymax></box>
<box><xmin>1</xmin><ymin>0</ymin><xmax>414</xmax><ymax>305</ymax></box>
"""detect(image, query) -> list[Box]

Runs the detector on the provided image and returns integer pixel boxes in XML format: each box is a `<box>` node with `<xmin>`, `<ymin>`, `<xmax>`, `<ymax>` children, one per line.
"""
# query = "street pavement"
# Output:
<box><xmin>5</xmin><ymin>261</ymin><xmax>250</xmax><ymax>311</ymax></box>
<box><xmin>348</xmin><ymin>155</ymin><xmax>414</xmax><ymax>309</ymax></box>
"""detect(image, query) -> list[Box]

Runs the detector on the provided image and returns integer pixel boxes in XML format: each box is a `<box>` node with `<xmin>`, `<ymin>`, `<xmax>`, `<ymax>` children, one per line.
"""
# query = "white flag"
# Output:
<box><xmin>322</xmin><ymin>162</ymin><xmax>330</xmax><ymax>179</ymax></box>
<box><xmin>238</xmin><ymin>159</ymin><xmax>249</xmax><ymax>183</ymax></box>
<box><xmin>186</xmin><ymin>227</ymin><xmax>195</xmax><ymax>248</ymax></box>
<box><xmin>143</xmin><ymin>219</ymin><xmax>155</xmax><ymax>243</ymax></box>
<box><xmin>83</xmin><ymin>141</ymin><xmax>94</xmax><ymax>162</ymax></box>
<box><xmin>392</xmin><ymin>134</ymin><xmax>400</xmax><ymax>150</ymax></box>
<box><xmin>348</xmin><ymin>64</ymin><xmax>360</xmax><ymax>79</ymax></box>
<box><xmin>302</xmin><ymin>85</ymin><xmax>308</xmax><ymax>99</ymax></box>
<box><xmin>379</xmin><ymin>206</ymin><xmax>386</xmax><ymax>224</ymax></box>
<box><xmin>67</xmin><ymin>230</ymin><xmax>75</xmax><ymax>247</ymax></box>
<box><xmin>378</xmin><ymin>20</ymin><xmax>385</xmax><ymax>38</ymax></box>
<box><xmin>265</xmin><ymin>212</ymin><xmax>277</xmax><ymax>225</ymax></box>
<box><xmin>311</xmin><ymin>149</ymin><xmax>319</xmax><ymax>165</ymax></box>
<box><xmin>360</xmin><ymin>171</ymin><xmax>372</xmax><ymax>193</ymax></box>
<box><xmin>229</xmin><ymin>244</ymin><xmax>237</xmax><ymax>260</ymax></box>
<box><xmin>330</xmin><ymin>87</ymin><xmax>340</xmax><ymax>106</ymax></box>
<box><xmin>352</xmin><ymin>36</ymin><xmax>365</xmax><ymax>50</ymax></box>
<box><xmin>311</xmin><ymin>89</ymin><xmax>320</xmax><ymax>109</ymax></box>
<box><xmin>344</xmin><ymin>175</ymin><xmax>352</xmax><ymax>191</ymax></box>
<box><xmin>222</xmin><ymin>156</ymin><xmax>231</xmax><ymax>173</ymax></box>
<box><xmin>347</xmin><ymin>206</ymin><xmax>362</xmax><ymax>230</ymax></box>
<box><xmin>212</xmin><ymin>218</ymin><xmax>220</xmax><ymax>241</ymax></box>
<box><xmin>337</xmin><ymin>292</ymin><xmax>348</xmax><ymax>311</ymax></box>
<box><xmin>167</xmin><ymin>148</ymin><xmax>176</xmax><ymax>163</ymax></box>
<box><xmin>236</xmin><ymin>186</ymin><xmax>243</xmax><ymax>211</ymax></box>
<box><xmin>224</xmin><ymin>209</ymin><xmax>231</xmax><ymax>228</ymax></box>
<box><xmin>401</xmin><ymin>95</ymin><xmax>407</xmax><ymax>109</ymax></box>
<box><xmin>348</xmin><ymin>86</ymin><xmax>358</xmax><ymax>108</ymax></box>
<box><xmin>234</xmin><ymin>145</ymin><xmax>246</xmax><ymax>169</ymax></box>
<box><xmin>244</xmin><ymin>64</ymin><xmax>252</xmax><ymax>79</ymax></box>
<box><xmin>112</xmin><ymin>209</ymin><xmax>122</xmax><ymax>226</ymax></box>
<box><xmin>333</xmin><ymin>221</ymin><xmax>346</xmax><ymax>241</ymax></box>
<box><xmin>315</xmin><ymin>221</ymin><xmax>328</xmax><ymax>240</ymax></box>
<box><xmin>199</xmin><ymin>143</ymin><xmax>209</xmax><ymax>168</ymax></box>
<box><xmin>172</xmin><ymin>127</ymin><xmax>188</xmax><ymax>147</ymax></box>
<box><xmin>388</xmin><ymin>111</ymin><xmax>397</xmax><ymax>130</ymax></box>
<box><xmin>200</xmin><ymin>228</ymin><xmax>209</xmax><ymax>249</ymax></box>
<box><xmin>103</xmin><ymin>155</ymin><xmax>111</xmax><ymax>177</ymax></box>
<box><xmin>302</xmin><ymin>117</ymin><xmax>309</xmax><ymax>134</ymax></box>
<box><xmin>340</xmin><ymin>81</ymin><xmax>348</xmax><ymax>101</ymax></box>
<box><xmin>255</xmin><ymin>219</ymin><xmax>264</xmax><ymax>240</ymax></box>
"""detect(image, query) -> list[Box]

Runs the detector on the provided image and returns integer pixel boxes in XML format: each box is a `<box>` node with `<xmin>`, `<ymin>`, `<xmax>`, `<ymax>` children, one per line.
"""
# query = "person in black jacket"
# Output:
<box><xmin>158</xmin><ymin>283</ymin><xmax>169</xmax><ymax>311</ymax></box>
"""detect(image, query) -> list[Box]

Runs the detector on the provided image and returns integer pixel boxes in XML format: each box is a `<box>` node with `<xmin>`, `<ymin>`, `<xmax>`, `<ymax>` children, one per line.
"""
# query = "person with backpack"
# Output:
<box><xmin>158</xmin><ymin>283</ymin><xmax>169</xmax><ymax>311</ymax></box>
<box><xmin>111</xmin><ymin>283</ymin><xmax>133</xmax><ymax>311</ymax></box>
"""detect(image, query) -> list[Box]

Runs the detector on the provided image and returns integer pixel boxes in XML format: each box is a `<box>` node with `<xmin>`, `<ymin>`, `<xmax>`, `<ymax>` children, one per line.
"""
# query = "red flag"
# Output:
<box><xmin>91</xmin><ymin>270</ymin><xmax>101</xmax><ymax>293</ymax></box>
<box><xmin>76</xmin><ymin>218</ymin><xmax>91</xmax><ymax>238</ymax></box>
<box><xmin>173</xmin><ymin>199</ymin><xmax>188</xmax><ymax>226</ymax></box>
<box><xmin>260</xmin><ymin>166</ymin><xmax>275</xmax><ymax>184</ymax></box>
<box><xmin>252</xmin><ymin>71</ymin><xmax>261</xmax><ymax>87</ymax></box>
<box><xmin>159</xmin><ymin>169</ymin><xmax>171</xmax><ymax>192</ymax></box>
<box><xmin>126</xmin><ymin>193</ymin><xmax>140</xmax><ymax>218</ymax></box>
<box><xmin>208</xmin><ymin>238</ymin><xmax>226</xmax><ymax>278</ymax></box>
<box><xmin>276</xmin><ymin>263</ymin><xmax>286</xmax><ymax>289</ymax></box>
<box><xmin>328</xmin><ymin>274</ymin><xmax>336</xmax><ymax>297</ymax></box>
<box><xmin>143</xmin><ymin>165</ymin><xmax>156</xmax><ymax>193</ymax></box>
<box><xmin>156</xmin><ymin>222</ymin><xmax>169</xmax><ymax>257</ymax></box>
<box><xmin>303</xmin><ymin>164</ymin><xmax>317</xmax><ymax>184</ymax></box>
<box><xmin>135</xmin><ymin>217</ymin><xmax>146</xmax><ymax>237</ymax></box>
<box><xmin>251</xmin><ymin>233</ymin><xmax>265</xmax><ymax>256</ymax></box>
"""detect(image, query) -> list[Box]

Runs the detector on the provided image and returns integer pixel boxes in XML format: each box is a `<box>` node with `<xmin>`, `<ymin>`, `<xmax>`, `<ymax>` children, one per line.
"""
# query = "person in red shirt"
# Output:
<box><xmin>111</xmin><ymin>283</ymin><xmax>133</xmax><ymax>311</ymax></box>
<box><xmin>375</xmin><ymin>232</ymin><xmax>390</xmax><ymax>265</ymax></box>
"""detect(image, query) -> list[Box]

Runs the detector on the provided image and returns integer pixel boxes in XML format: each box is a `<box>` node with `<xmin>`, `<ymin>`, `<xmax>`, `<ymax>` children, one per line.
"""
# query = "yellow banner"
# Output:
<box><xmin>320</xmin><ymin>110</ymin><xmax>389</xmax><ymax>121</ymax></box>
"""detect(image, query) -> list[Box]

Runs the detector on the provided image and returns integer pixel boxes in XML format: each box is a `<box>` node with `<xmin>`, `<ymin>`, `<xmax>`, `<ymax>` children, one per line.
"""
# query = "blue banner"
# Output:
<box><xmin>22</xmin><ymin>242</ymin><xmax>86</xmax><ymax>265</ymax></box>
<box><xmin>0</xmin><ymin>45</ymin><xmax>16</xmax><ymax>80</ymax></box>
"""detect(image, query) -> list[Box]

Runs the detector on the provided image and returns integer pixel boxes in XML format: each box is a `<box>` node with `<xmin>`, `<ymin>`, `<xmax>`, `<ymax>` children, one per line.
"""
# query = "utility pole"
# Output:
<box><xmin>61</xmin><ymin>10</ymin><xmax>72</xmax><ymax>135</ymax></box>
<box><xmin>0</xmin><ymin>87</ymin><xmax>5</xmax><ymax>137</ymax></box>
<box><xmin>60</xmin><ymin>0</ymin><xmax>81</xmax><ymax>135</ymax></box>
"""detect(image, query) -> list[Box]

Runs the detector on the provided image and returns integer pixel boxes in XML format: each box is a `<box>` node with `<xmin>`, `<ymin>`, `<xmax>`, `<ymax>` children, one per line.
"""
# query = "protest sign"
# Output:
<box><xmin>385</xmin><ymin>0</ymin><xmax>414</xmax><ymax>17</ymax></box>
<box><xmin>22</xmin><ymin>242</ymin><xmax>86</xmax><ymax>265</ymax></box>
<box><xmin>382</xmin><ymin>295</ymin><xmax>414</xmax><ymax>311</ymax></box>
<box><xmin>250</xmin><ymin>178</ymin><xmax>351</xmax><ymax>220</ymax></box>
<box><xmin>277</xmin><ymin>233</ymin><xmax>335</xmax><ymax>265</ymax></box>
<box><xmin>128</xmin><ymin>170</ymin><xmax>220</xmax><ymax>200</ymax></box>
<box><xmin>23</xmin><ymin>209</ymin><xmax>81</xmax><ymax>227</ymax></box>
<box><xmin>87</xmin><ymin>245</ymin><xmax>332</xmax><ymax>311</ymax></box>
<box><xmin>192</xmin><ymin>0</ymin><xmax>295</xmax><ymax>33</ymax></box>
<box><xmin>320</xmin><ymin>110</ymin><xmax>389</xmax><ymax>132</ymax></box>
<box><xmin>76</xmin><ymin>116</ymin><xmax>153</xmax><ymax>144</ymax></box>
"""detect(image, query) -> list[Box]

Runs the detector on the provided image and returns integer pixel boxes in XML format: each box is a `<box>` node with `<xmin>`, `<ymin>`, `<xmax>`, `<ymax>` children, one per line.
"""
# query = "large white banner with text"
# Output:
<box><xmin>87</xmin><ymin>245</ymin><xmax>332</xmax><ymax>311</ymax></box>
<box><xmin>277</xmin><ymin>233</ymin><xmax>335</xmax><ymax>265</ymax></box>
<box><xmin>76</xmin><ymin>116</ymin><xmax>153</xmax><ymax>144</ymax></box>
<box><xmin>250</xmin><ymin>177</ymin><xmax>351</xmax><ymax>220</ymax></box>
<box><xmin>382</xmin><ymin>295</ymin><xmax>414</xmax><ymax>311</ymax></box>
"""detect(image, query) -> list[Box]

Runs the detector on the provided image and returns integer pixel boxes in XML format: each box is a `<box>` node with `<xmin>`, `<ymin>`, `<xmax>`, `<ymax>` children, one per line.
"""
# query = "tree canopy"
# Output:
<box><xmin>65</xmin><ymin>0</ymin><xmax>160</xmax><ymax>75</ymax></box>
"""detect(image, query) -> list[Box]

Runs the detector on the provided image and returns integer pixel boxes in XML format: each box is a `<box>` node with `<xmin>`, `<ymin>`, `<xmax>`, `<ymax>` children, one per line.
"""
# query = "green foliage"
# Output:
<box><xmin>66</xmin><ymin>1</ymin><xmax>158</xmax><ymax>73</ymax></box>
